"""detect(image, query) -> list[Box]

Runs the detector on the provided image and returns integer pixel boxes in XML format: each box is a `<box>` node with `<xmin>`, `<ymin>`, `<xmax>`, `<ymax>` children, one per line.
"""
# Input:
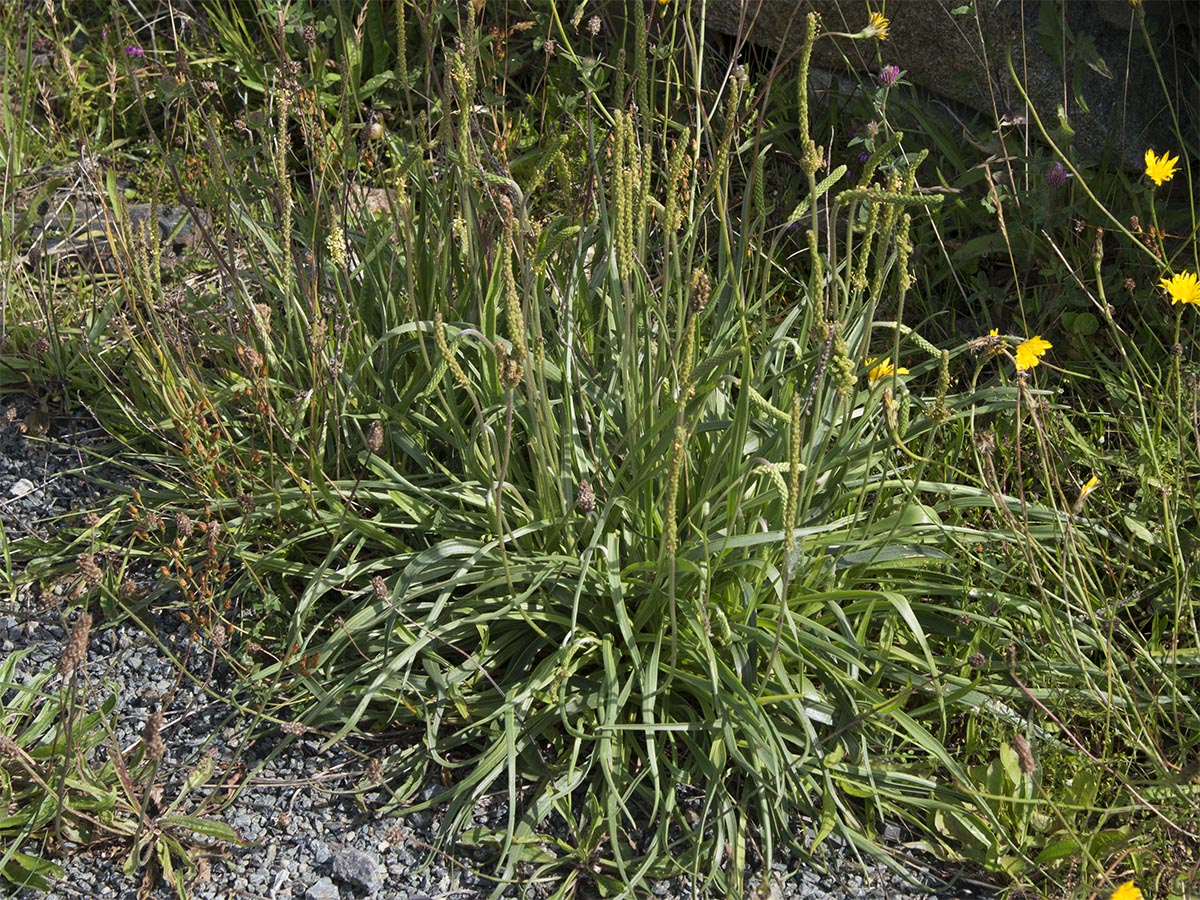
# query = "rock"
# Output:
<box><xmin>9</xmin><ymin>478</ymin><xmax>35</xmax><ymax>498</ymax></box>
<box><xmin>311</xmin><ymin>840</ymin><xmax>333</xmax><ymax>865</ymax></box>
<box><xmin>331</xmin><ymin>848</ymin><xmax>385</xmax><ymax>893</ymax></box>
<box><xmin>702</xmin><ymin>0</ymin><xmax>1197</xmax><ymax>171</ymax></box>
<box><xmin>305</xmin><ymin>876</ymin><xmax>340</xmax><ymax>900</ymax></box>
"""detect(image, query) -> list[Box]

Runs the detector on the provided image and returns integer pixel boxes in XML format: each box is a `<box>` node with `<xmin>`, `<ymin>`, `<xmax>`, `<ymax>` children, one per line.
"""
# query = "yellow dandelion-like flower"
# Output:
<box><xmin>1073</xmin><ymin>474</ymin><xmax>1102</xmax><ymax>514</ymax></box>
<box><xmin>1160</xmin><ymin>270</ymin><xmax>1200</xmax><ymax>305</ymax></box>
<box><xmin>1144</xmin><ymin>149</ymin><xmax>1180</xmax><ymax>186</ymax></box>
<box><xmin>864</xmin><ymin>11</ymin><xmax>889</xmax><ymax>41</ymax></box>
<box><xmin>1111</xmin><ymin>882</ymin><xmax>1143</xmax><ymax>900</ymax></box>
<box><xmin>1014</xmin><ymin>335</ymin><xmax>1052</xmax><ymax>372</ymax></box>
<box><xmin>866</xmin><ymin>357</ymin><xmax>909</xmax><ymax>386</ymax></box>
<box><xmin>989</xmin><ymin>328</ymin><xmax>999</xmax><ymax>336</ymax></box>
<box><xmin>1079</xmin><ymin>475</ymin><xmax>1101</xmax><ymax>500</ymax></box>
<box><xmin>1127</xmin><ymin>0</ymin><xmax>1142</xmax><ymax>7</ymax></box>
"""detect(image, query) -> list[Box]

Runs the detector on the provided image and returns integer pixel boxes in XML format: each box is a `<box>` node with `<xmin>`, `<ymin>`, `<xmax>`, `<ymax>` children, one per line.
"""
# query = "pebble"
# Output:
<box><xmin>331</xmin><ymin>848</ymin><xmax>385</xmax><ymax>893</ymax></box>
<box><xmin>9</xmin><ymin>476</ymin><xmax>35</xmax><ymax>498</ymax></box>
<box><xmin>305</xmin><ymin>876</ymin><xmax>340</xmax><ymax>900</ymax></box>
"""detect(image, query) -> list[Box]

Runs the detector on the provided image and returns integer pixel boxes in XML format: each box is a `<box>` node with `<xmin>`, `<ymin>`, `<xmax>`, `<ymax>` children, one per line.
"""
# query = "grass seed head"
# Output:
<box><xmin>688</xmin><ymin>269</ymin><xmax>711</xmax><ymax>315</ymax></box>
<box><xmin>498</xmin><ymin>342</ymin><xmax>524</xmax><ymax>390</ymax></box>
<box><xmin>77</xmin><ymin>553</ymin><xmax>103</xmax><ymax>587</ymax></box>
<box><xmin>141</xmin><ymin>711</ymin><xmax>165</xmax><ymax>765</ymax></box>
<box><xmin>367</xmin><ymin>420</ymin><xmax>384</xmax><ymax>454</ymax></box>
<box><xmin>57</xmin><ymin>612</ymin><xmax>92</xmax><ymax>677</ymax></box>
<box><xmin>1013</xmin><ymin>733</ymin><xmax>1035</xmax><ymax>774</ymax></box>
<box><xmin>576</xmin><ymin>479</ymin><xmax>597</xmax><ymax>513</ymax></box>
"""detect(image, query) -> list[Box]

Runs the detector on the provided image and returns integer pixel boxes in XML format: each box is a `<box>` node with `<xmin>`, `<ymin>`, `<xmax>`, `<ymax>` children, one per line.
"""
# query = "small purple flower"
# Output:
<box><xmin>857</xmin><ymin>150</ymin><xmax>871</xmax><ymax>165</ymax></box>
<box><xmin>1045</xmin><ymin>161</ymin><xmax>1067</xmax><ymax>189</ymax></box>
<box><xmin>101</xmin><ymin>27</ymin><xmax>107</xmax><ymax>41</ymax></box>
<box><xmin>125</xmin><ymin>44</ymin><xmax>144</xmax><ymax>58</ymax></box>
<box><xmin>878</xmin><ymin>65</ymin><xmax>900</xmax><ymax>87</ymax></box>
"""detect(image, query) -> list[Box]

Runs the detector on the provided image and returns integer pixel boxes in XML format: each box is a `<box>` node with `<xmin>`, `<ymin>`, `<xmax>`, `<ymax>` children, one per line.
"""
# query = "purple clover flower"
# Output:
<box><xmin>878</xmin><ymin>65</ymin><xmax>900</xmax><ymax>87</ymax></box>
<box><xmin>1045</xmin><ymin>161</ymin><xmax>1067</xmax><ymax>189</ymax></box>
<box><xmin>126</xmin><ymin>44</ymin><xmax>144</xmax><ymax>58</ymax></box>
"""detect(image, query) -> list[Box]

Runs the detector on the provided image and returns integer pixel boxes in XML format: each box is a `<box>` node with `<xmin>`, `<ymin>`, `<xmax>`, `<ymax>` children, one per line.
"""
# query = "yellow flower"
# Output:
<box><xmin>1160</xmin><ymin>270</ymin><xmax>1200</xmax><ymax>305</ymax></box>
<box><xmin>989</xmin><ymin>328</ymin><xmax>999</xmax><ymax>336</ymax></box>
<box><xmin>864</xmin><ymin>11</ymin><xmax>889</xmax><ymax>41</ymax></box>
<box><xmin>1080</xmin><ymin>475</ymin><xmax>1101</xmax><ymax>502</ymax></box>
<box><xmin>866</xmin><ymin>357</ymin><xmax>909</xmax><ymax>386</ymax></box>
<box><xmin>1014</xmin><ymin>336</ymin><xmax>1052</xmax><ymax>372</ymax></box>
<box><xmin>1073</xmin><ymin>474</ymin><xmax>1102</xmax><ymax>514</ymax></box>
<box><xmin>1127</xmin><ymin>0</ymin><xmax>1142</xmax><ymax>7</ymax></box>
<box><xmin>1111</xmin><ymin>882</ymin><xmax>1143</xmax><ymax>900</ymax></box>
<box><xmin>1144</xmin><ymin>149</ymin><xmax>1180</xmax><ymax>186</ymax></box>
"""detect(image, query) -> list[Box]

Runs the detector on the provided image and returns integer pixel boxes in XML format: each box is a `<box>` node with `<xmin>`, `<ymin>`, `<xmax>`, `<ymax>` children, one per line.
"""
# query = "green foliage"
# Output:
<box><xmin>4</xmin><ymin>0</ymin><xmax>1200</xmax><ymax>897</ymax></box>
<box><xmin>0</xmin><ymin>645</ymin><xmax>244</xmax><ymax>896</ymax></box>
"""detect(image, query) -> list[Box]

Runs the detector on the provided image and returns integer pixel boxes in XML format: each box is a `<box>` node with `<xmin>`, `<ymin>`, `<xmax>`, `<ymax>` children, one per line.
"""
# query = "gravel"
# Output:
<box><xmin>0</xmin><ymin>407</ymin><xmax>1001</xmax><ymax>900</ymax></box>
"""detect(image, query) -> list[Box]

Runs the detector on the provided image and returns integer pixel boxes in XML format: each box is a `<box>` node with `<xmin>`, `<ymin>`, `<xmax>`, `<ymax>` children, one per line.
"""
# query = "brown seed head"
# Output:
<box><xmin>498</xmin><ymin>343</ymin><xmax>524</xmax><ymax>390</ymax></box>
<box><xmin>372</xmin><ymin>575</ymin><xmax>388</xmax><ymax>601</ymax></box>
<box><xmin>241</xmin><ymin>345</ymin><xmax>263</xmax><ymax>371</ymax></box>
<box><xmin>366</xmin><ymin>758</ymin><xmax>384</xmax><ymax>783</ymax></box>
<box><xmin>58</xmin><ymin>612</ymin><xmax>92</xmax><ymax>677</ymax></box>
<box><xmin>367</xmin><ymin>420</ymin><xmax>384</xmax><ymax>454</ymax></box>
<box><xmin>0</xmin><ymin>734</ymin><xmax>21</xmax><ymax>758</ymax></box>
<box><xmin>142</xmin><ymin>711</ymin><xmax>165</xmax><ymax>765</ymax></box>
<box><xmin>968</xmin><ymin>652</ymin><xmax>987</xmax><ymax>669</ymax></box>
<box><xmin>77</xmin><ymin>553</ymin><xmax>103</xmax><ymax>587</ymax></box>
<box><xmin>576</xmin><ymin>480</ymin><xmax>596</xmax><ymax>513</ymax></box>
<box><xmin>1013</xmin><ymin>733</ymin><xmax>1035</xmax><ymax>775</ymax></box>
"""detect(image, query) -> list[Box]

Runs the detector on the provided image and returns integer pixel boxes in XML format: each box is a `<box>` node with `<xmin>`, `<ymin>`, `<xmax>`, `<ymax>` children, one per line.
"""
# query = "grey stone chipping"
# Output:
<box><xmin>331</xmin><ymin>848</ymin><xmax>386</xmax><ymax>893</ymax></box>
<box><xmin>305</xmin><ymin>876</ymin><xmax>341</xmax><ymax>900</ymax></box>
